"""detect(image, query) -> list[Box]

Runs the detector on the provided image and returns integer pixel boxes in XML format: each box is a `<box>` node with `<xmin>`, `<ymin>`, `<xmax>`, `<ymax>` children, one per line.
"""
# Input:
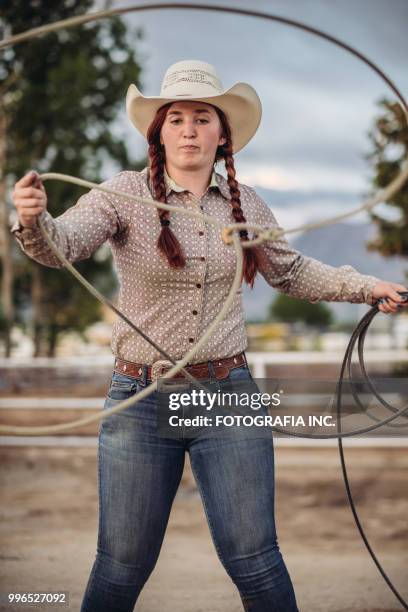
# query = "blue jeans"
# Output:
<box><xmin>80</xmin><ymin>364</ymin><xmax>299</xmax><ymax>612</ymax></box>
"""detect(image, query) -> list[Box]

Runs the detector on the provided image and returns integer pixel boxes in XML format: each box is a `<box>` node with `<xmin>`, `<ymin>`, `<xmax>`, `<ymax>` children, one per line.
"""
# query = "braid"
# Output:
<box><xmin>147</xmin><ymin>103</ymin><xmax>186</xmax><ymax>268</ymax></box>
<box><xmin>146</xmin><ymin>101</ymin><xmax>264</xmax><ymax>285</ymax></box>
<box><xmin>148</xmin><ymin>141</ymin><xmax>166</xmax><ymax>205</ymax></box>
<box><xmin>223</xmin><ymin>141</ymin><xmax>247</xmax><ymax>231</ymax></box>
<box><xmin>218</xmin><ymin>132</ymin><xmax>266</xmax><ymax>289</ymax></box>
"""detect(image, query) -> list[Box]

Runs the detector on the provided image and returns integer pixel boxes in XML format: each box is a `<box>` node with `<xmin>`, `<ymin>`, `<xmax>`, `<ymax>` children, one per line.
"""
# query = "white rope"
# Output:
<box><xmin>1</xmin><ymin>163</ymin><xmax>407</xmax><ymax>435</ymax></box>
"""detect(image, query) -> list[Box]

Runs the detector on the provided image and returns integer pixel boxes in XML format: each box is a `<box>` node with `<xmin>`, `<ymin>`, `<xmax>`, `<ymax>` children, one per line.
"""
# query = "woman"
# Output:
<box><xmin>11</xmin><ymin>59</ymin><xmax>407</xmax><ymax>612</ymax></box>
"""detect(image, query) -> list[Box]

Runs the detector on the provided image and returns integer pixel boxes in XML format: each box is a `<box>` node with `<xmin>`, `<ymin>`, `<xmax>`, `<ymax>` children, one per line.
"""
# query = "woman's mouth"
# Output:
<box><xmin>181</xmin><ymin>145</ymin><xmax>199</xmax><ymax>151</ymax></box>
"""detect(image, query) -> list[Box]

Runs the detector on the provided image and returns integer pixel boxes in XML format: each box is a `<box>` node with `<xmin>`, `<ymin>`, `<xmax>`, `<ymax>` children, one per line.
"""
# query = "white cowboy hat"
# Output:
<box><xmin>126</xmin><ymin>59</ymin><xmax>262</xmax><ymax>153</ymax></box>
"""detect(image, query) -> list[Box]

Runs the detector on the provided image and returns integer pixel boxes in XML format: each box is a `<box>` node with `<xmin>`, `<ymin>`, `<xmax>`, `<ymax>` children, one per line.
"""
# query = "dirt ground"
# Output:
<box><xmin>0</xmin><ymin>445</ymin><xmax>407</xmax><ymax>612</ymax></box>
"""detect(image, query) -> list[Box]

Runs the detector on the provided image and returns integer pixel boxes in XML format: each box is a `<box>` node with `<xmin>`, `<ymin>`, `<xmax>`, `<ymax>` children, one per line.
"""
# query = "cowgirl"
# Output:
<box><xmin>12</xmin><ymin>60</ymin><xmax>407</xmax><ymax>612</ymax></box>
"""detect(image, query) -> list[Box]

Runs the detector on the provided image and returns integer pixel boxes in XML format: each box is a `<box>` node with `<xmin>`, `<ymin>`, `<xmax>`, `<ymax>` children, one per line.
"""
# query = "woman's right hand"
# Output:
<box><xmin>12</xmin><ymin>171</ymin><xmax>48</xmax><ymax>229</ymax></box>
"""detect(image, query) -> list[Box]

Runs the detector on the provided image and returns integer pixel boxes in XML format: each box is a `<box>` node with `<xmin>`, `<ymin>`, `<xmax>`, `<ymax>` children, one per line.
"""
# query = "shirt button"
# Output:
<box><xmin>200</xmin><ymin>205</ymin><xmax>204</xmax><ymax>211</ymax></box>
<box><xmin>200</xmin><ymin>256</ymin><xmax>205</xmax><ymax>261</ymax></box>
<box><xmin>196</xmin><ymin>283</ymin><xmax>202</xmax><ymax>288</ymax></box>
<box><xmin>192</xmin><ymin>310</ymin><xmax>198</xmax><ymax>315</ymax></box>
<box><xmin>189</xmin><ymin>338</ymin><xmax>194</xmax><ymax>343</ymax></box>
<box><xmin>198</xmin><ymin>231</ymin><xmax>204</xmax><ymax>236</ymax></box>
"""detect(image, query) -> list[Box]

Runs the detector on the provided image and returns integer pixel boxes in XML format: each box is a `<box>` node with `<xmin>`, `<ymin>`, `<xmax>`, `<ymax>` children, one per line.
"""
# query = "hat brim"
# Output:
<box><xmin>126</xmin><ymin>82</ymin><xmax>262</xmax><ymax>154</ymax></box>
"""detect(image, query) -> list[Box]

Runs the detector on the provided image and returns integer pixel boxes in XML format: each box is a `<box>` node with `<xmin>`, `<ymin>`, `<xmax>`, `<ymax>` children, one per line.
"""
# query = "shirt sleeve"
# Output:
<box><xmin>10</xmin><ymin>174</ymin><xmax>128</xmax><ymax>269</ymax></box>
<box><xmin>245</xmin><ymin>186</ymin><xmax>381</xmax><ymax>305</ymax></box>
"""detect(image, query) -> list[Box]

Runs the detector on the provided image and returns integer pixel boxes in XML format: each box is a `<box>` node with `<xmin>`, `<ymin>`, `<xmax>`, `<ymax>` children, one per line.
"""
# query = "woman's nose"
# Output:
<box><xmin>182</xmin><ymin>121</ymin><xmax>197</xmax><ymax>137</ymax></box>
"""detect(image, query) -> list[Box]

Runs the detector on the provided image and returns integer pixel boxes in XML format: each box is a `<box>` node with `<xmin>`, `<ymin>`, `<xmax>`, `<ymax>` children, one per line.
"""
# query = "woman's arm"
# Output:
<box><xmin>246</xmin><ymin>186</ymin><xmax>406</xmax><ymax>308</ymax></box>
<box><xmin>11</xmin><ymin>171</ymin><xmax>126</xmax><ymax>268</ymax></box>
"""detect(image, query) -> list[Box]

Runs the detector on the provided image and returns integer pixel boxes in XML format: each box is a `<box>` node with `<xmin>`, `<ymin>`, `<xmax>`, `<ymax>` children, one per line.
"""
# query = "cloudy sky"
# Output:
<box><xmin>110</xmin><ymin>0</ymin><xmax>407</xmax><ymax>230</ymax></box>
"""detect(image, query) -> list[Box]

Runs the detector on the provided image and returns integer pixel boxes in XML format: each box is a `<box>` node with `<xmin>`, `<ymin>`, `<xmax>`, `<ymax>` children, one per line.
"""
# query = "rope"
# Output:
<box><xmin>335</xmin><ymin>293</ymin><xmax>408</xmax><ymax>610</ymax></box>
<box><xmin>2</xmin><ymin>5</ymin><xmax>408</xmax><ymax>607</ymax></box>
<box><xmin>1</xmin><ymin>3</ymin><xmax>408</xmax><ymax>118</ymax></box>
<box><xmin>1</xmin><ymin>168</ymin><xmax>407</xmax><ymax>436</ymax></box>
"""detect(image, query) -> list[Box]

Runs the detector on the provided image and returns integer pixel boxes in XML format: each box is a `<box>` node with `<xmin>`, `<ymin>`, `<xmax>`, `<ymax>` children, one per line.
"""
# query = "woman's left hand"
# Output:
<box><xmin>371</xmin><ymin>281</ymin><xmax>408</xmax><ymax>313</ymax></box>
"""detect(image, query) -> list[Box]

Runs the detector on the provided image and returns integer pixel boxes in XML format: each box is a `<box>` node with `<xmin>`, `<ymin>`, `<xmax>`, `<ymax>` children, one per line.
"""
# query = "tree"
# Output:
<box><xmin>268</xmin><ymin>293</ymin><xmax>334</xmax><ymax>328</ymax></box>
<box><xmin>0</xmin><ymin>0</ymin><xmax>146</xmax><ymax>356</ymax></box>
<box><xmin>365</xmin><ymin>99</ymin><xmax>408</xmax><ymax>365</ymax></box>
<box><xmin>365</xmin><ymin>99</ymin><xmax>408</xmax><ymax>258</ymax></box>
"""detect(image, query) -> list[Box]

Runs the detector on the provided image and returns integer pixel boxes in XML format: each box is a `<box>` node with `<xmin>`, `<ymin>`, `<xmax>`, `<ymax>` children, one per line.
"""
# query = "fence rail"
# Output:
<box><xmin>1</xmin><ymin>351</ymin><xmax>407</xmax><ymax>447</ymax></box>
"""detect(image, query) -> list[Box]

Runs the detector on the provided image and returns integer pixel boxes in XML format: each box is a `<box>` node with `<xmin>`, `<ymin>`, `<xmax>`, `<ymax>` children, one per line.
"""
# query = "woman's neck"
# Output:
<box><xmin>165</xmin><ymin>163</ymin><xmax>212</xmax><ymax>199</ymax></box>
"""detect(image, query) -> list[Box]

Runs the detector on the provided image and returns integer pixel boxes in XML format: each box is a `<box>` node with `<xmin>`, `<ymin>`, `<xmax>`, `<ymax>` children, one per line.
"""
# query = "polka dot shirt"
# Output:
<box><xmin>11</xmin><ymin>167</ymin><xmax>381</xmax><ymax>365</ymax></box>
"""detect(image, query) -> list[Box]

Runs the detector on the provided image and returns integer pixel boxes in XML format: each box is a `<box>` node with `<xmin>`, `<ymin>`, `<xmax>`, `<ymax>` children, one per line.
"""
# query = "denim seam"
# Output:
<box><xmin>96</xmin><ymin>436</ymin><xmax>103</xmax><ymax>551</ymax></box>
<box><xmin>107</xmin><ymin>383</ymin><xmax>137</xmax><ymax>402</ymax></box>
<box><xmin>110</xmin><ymin>380</ymin><xmax>136</xmax><ymax>390</ymax></box>
<box><xmin>189</xmin><ymin>454</ymin><xmax>232</xmax><ymax>577</ymax></box>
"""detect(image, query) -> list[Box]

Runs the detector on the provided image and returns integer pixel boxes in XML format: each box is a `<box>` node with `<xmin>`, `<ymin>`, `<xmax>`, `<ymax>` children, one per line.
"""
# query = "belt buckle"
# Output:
<box><xmin>151</xmin><ymin>359</ymin><xmax>174</xmax><ymax>382</ymax></box>
<box><xmin>152</xmin><ymin>359</ymin><xmax>191</xmax><ymax>393</ymax></box>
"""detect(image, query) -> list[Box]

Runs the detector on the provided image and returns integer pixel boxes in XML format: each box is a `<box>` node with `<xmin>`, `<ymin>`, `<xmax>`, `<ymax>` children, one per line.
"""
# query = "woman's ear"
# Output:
<box><xmin>219</xmin><ymin>135</ymin><xmax>226</xmax><ymax>146</ymax></box>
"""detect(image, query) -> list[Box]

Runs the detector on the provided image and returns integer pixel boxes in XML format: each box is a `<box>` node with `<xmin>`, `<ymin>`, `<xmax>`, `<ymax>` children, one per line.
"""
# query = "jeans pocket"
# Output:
<box><xmin>107</xmin><ymin>373</ymin><xmax>139</xmax><ymax>401</ymax></box>
<box><xmin>100</xmin><ymin>376</ymin><xmax>139</xmax><ymax>435</ymax></box>
<box><xmin>225</xmin><ymin>366</ymin><xmax>256</xmax><ymax>388</ymax></box>
<box><xmin>228</xmin><ymin>365</ymin><xmax>251</xmax><ymax>380</ymax></box>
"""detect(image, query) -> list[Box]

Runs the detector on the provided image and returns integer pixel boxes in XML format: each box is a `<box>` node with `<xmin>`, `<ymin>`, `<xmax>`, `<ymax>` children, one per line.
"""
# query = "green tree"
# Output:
<box><xmin>268</xmin><ymin>293</ymin><xmax>334</xmax><ymax>328</ymax></box>
<box><xmin>365</xmin><ymin>99</ymin><xmax>408</xmax><ymax>258</ymax></box>
<box><xmin>0</xmin><ymin>0</ymin><xmax>145</xmax><ymax>356</ymax></box>
<box><xmin>365</xmin><ymin>99</ymin><xmax>408</xmax><ymax>370</ymax></box>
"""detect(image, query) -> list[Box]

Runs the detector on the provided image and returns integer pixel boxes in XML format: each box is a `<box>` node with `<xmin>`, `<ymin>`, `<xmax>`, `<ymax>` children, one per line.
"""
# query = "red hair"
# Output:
<box><xmin>146</xmin><ymin>102</ymin><xmax>265</xmax><ymax>288</ymax></box>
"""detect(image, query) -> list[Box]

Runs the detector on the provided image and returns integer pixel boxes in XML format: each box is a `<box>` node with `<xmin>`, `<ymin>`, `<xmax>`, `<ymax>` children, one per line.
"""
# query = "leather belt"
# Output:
<box><xmin>113</xmin><ymin>352</ymin><xmax>247</xmax><ymax>382</ymax></box>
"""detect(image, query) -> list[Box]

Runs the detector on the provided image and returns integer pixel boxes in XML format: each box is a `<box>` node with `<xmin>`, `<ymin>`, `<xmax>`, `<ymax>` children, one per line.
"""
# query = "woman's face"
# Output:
<box><xmin>160</xmin><ymin>101</ymin><xmax>226</xmax><ymax>172</ymax></box>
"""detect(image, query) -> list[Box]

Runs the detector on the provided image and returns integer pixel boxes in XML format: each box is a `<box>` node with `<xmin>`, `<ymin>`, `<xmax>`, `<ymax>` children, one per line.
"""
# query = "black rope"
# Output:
<box><xmin>336</xmin><ymin>291</ymin><xmax>408</xmax><ymax>610</ymax></box>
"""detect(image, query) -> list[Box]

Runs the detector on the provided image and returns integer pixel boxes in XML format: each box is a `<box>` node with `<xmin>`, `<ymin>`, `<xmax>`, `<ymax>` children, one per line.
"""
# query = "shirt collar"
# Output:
<box><xmin>145</xmin><ymin>166</ymin><xmax>230</xmax><ymax>200</ymax></box>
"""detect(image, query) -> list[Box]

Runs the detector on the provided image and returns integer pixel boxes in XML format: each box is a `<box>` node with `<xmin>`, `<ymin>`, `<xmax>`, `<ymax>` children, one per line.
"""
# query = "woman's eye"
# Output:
<box><xmin>169</xmin><ymin>118</ymin><xmax>209</xmax><ymax>124</ymax></box>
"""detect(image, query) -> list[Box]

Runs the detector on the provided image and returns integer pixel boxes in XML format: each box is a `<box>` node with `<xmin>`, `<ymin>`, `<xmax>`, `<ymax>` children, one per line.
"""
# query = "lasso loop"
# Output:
<box><xmin>1</xmin><ymin>2</ymin><xmax>408</xmax><ymax>121</ymax></box>
<box><xmin>0</xmin><ymin>163</ymin><xmax>407</xmax><ymax>438</ymax></box>
<box><xmin>3</xmin><ymin>8</ymin><xmax>408</xmax><ymax>608</ymax></box>
<box><xmin>1</xmin><ymin>5</ymin><xmax>407</xmax><ymax>439</ymax></box>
